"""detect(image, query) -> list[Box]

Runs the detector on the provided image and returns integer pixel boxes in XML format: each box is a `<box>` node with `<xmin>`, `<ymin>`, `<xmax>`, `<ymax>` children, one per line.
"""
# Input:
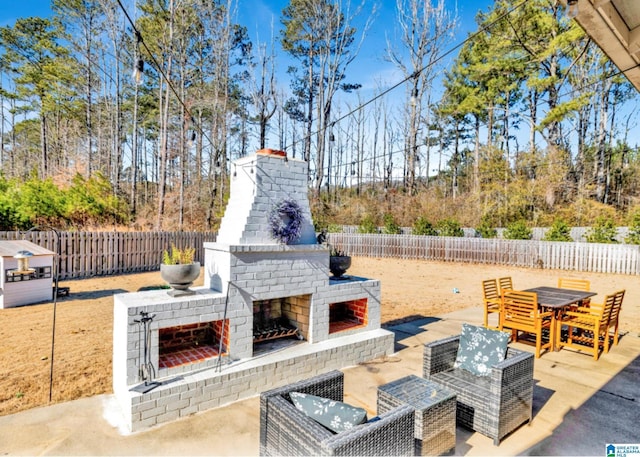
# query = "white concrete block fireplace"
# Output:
<box><xmin>112</xmin><ymin>150</ymin><xmax>394</xmax><ymax>432</ymax></box>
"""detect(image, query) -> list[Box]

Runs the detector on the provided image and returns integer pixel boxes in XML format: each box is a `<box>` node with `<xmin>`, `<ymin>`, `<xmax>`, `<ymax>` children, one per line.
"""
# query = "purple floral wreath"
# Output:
<box><xmin>269</xmin><ymin>199</ymin><xmax>303</xmax><ymax>244</ymax></box>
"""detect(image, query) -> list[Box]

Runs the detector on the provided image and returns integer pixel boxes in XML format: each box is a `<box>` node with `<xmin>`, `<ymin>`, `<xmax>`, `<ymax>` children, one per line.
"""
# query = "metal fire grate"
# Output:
<box><xmin>253</xmin><ymin>317</ymin><xmax>299</xmax><ymax>343</ymax></box>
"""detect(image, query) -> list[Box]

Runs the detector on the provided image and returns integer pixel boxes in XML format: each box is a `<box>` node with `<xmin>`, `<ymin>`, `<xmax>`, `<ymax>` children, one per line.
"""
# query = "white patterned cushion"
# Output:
<box><xmin>289</xmin><ymin>392</ymin><xmax>368</xmax><ymax>433</ymax></box>
<box><xmin>454</xmin><ymin>323</ymin><xmax>510</xmax><ymax>376</ymax></box>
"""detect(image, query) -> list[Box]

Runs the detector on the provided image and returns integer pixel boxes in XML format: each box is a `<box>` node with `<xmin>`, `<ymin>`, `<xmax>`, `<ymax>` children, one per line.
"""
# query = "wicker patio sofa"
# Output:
<box><xmin>423</xmin><ymin>334</ymin><xmax>534</xmax><ymax>445</ymax></box>
<box><xmin>259</xmin><ymin>370</ymin><xmax>415</xmax><ymax>456</ymax></box>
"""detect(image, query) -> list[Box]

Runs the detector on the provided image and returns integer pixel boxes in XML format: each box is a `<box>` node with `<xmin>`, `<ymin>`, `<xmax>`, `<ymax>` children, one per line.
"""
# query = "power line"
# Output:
<box><xmin>115</xmin><ymin>0</ymin><xmax>211</xmax><ymax>148</ymax></box>
<box><xmin>282</xmin><ymin>0</ymin><xmax>531</xmax><ymax>152</ymax></box>
<box><xmin>113</xmin><ymin>0</ymin><xmax>638</xmax><ymax>182</ymax></box>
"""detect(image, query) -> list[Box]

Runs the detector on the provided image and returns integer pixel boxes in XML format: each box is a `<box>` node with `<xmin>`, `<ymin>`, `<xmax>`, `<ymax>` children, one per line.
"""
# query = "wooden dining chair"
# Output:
<box><xmin>557</xmin><ymin>290</ymin><xmax>624</xmax><ymax>360</ymax></box>
<box><xmin>498</xmin><ymin>276</ymin><xmax>513</xmax><ymax>292</ymax></box>
<box><xmin>558</xmin><ymin>277</ymin><xmax>591</xmax><ymax>308</ymax></box>
<box><xmin>500</xmin><ymin>290</ymin><xmax>553</xmax><ymax>358</ymax></box>
<box><xmin>606</xmin><ymin>289</ymin><xmax>625</xmax><ymax>349</ymax></box>
<box><xmin>482</xmin><ymin>279</ymin><xmax>502</xmax><ymax>329</ymax></box>
<box><xmin>557</xmin><ymin>277</ymin><xmax>590</xmax><ymax>291</ymax></box>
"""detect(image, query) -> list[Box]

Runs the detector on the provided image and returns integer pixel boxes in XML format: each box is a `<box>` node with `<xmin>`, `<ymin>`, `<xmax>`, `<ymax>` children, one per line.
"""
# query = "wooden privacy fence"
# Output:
<box><xmin>327</xmin><ymin>233</ymin><xmax>640</xmax><ymax>275</ymax></box>
<box><xmin>2</xmin><ymin>230</ymin><xmax>638</xmax><ymax>279</ymax></box>
<box><xmin>0</xmin><ymin>231</ymin><xmax>216</xmax><ymax>280</ymax></box>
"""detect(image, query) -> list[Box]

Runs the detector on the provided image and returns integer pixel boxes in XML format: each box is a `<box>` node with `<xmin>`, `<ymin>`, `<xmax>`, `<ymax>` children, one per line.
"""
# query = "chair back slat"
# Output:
<box><xmin>502</xmin><ymin>290</ymin><xmax>538</xmax><ymax>328</ymax></box>
<box><xmin>599</xmin><ymin>293</ymin><xmax>618</xmax><ymax>327</ymax></box>
<box><xmin>609</xmin><ymin>290</ymin><xmax>625</xmax><ymax>323</ymax></box>
<box><xmin>558</xmin><ymin>278</ymin><xmax>590</xmax><ymax>291</ymax></box>
<box><xmin>498</xmin><ymin>276</ymin><xmax>513</xmax><ymax>292</ymax></box>
<box><xmin>482</xmin><ymin>279</ymin><xmax>500</xmax><ymax>301</ymax></box>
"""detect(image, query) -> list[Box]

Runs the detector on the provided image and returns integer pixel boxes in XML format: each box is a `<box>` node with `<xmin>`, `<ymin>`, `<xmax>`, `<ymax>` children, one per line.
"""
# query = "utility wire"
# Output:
<box><xmin>114</xmin><ymin>0</ymin><xmax>529</xmax><ymax>163</ymax></box>
<box><xmin>283</xmin><ymin>0</ymin><xmax>531</xmax><ymax>152</ymax></box>
<box><xmin>319</xmin><ymin>48</ymin><xmax>640</xmax><ymax>175</ymax></box>
<box><xmin>114</xmin><ymin>0</ymin><xmax>638</xmax><ymax>178</ymax></box>
<box><xmin>115</xmin><ymin>0</ymin><xmax>209</xmax><ymax>145</ymax></box>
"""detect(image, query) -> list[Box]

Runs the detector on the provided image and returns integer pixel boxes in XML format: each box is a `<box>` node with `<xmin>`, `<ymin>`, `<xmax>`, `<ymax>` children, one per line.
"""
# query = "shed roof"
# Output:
<box><xmin>0</xmin><ymin>240</ymin><xmax>55</xmax><ymax>257</ymax></box>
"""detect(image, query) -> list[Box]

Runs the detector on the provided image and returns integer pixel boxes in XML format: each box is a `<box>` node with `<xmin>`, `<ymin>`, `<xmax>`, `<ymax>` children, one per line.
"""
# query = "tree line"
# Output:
<box><xmin>0</xmin><ymin>0</ymin><xmax>638</xmax><ymax>233</ymax></box>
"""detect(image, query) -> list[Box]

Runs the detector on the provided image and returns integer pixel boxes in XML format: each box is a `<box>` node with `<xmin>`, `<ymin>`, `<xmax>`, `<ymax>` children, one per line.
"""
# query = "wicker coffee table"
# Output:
<box><xmin>377</xmin><ymin>375</ymin><xmax>456</xmax><ymax>456</ymax></box>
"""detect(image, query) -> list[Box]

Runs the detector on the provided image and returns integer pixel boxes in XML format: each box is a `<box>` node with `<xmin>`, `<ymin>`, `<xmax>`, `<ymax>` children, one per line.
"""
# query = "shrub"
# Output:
<box><xmin>625</xmin><ymin>210</ymin><xmax>640</xmax><ymax>245</ymax></box>
<box><xmin>412</xmin><ymin>216</ymin><xmax>437</xmax><ymax>236</ymax></box>
<box><xmin>382</xmin><ymin>213</ymin><xmax>401</xmax><ymax>234</ymax></box>
<box><xmin>504</xmin><ymin>220</ymin><xmax>532</xmax><ymax>240</ymax></box>
<box><xmin>0</xmin><ymin>185</ymin><xmax>30</xmax><ymax>230</ymax></box>
<box><xmin>543</xmin><ymin>219</ymin><xmax>573</xmax><ymax>242</ymax></box>
<box><xmin>17</xmin><ymin>175</ymin><xmax>66</xmax><ymax>226</ymax></box>
<box><xmin>436</xmin><ymin>219</ymin><xmax>464</xmax><ymax>237</ymax></box>
<box><xmin>357</xmin><ymin>215</ymin><xmax>378</xmax><ymax>234</ymax></box>
<box><xmin>476</xmin><ymin>218</ymin><xmax>497</xmax><ymax>238</ymax></box>
<box><xmin>65</xmin><ymin>172</ymin><xmax>130</xmax><ymax>226</ymax></box>
<box><xmin>585</xmin><ymin>216</ymin><xmax>618</xmax><ymax>244</ymax></box>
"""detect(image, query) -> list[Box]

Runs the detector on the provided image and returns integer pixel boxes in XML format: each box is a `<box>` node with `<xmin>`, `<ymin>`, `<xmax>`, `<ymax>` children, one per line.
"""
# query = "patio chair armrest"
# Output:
<box><xmin>491</xmin><ymin>348</ymin><xmax>534</xmax><ymax>392</ymax></box>
<box><xmin>493</xmin><ymin>347</ymin><xmax>534</xmax><ymax>374</ymax></box>
<box><xmin>563</xmin><ymin>310</ymin><xmax>598</xmax><ymax>320</ymax></box>
<box><xmin>539</xmin><ymin>310</ymin><xmax>554</xmax><ymax>318</ymax></box>
<box><xmin>261</xmin><ymin>395</ymin><xmax>334</xmax><ymax>456</ymax></box>
<box><xmin>488</xmin><ymin>347</ymin><xmax>534</xmax><ymax>429</ymax></box>
<box><xmin>261</xmin><ymin>370</ymin><xmax>344</xmax><ymax>403</ymax></box>
<box><xmin>574</xmin><ymin>305</ymin><xmax>594</xmax><ymax>312</ymax></box>
<box><xmin>423</xmin><ymin>335</ymin><xmax>460</xmax><ymax>378</ymax></box>
<box><xmin>323</xmin><ymin>404</ymin><xmax>415</xmax><ymax>456</ymax></box>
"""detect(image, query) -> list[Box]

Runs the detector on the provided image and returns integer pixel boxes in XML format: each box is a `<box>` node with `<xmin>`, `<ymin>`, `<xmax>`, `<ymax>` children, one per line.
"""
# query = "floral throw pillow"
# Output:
<box><xmin>289</xmin><ymin>392</ymin><xmax>368</xmax><ymax>433</ymax></box>
<box><xmin>454</xmin><ymin>323</ymin><xmax>510</xmax><ymax>376</ymax></box>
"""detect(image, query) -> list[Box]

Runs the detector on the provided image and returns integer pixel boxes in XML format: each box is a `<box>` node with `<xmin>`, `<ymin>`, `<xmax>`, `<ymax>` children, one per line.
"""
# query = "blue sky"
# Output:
<box><xmin>0</xmin><ymin>0</ymin><xmax>492</xmax><ymax>98</ymax></box>
<box><xmin>234</xmin><ymin>0</ymin><xmax>493</xmax><ymax>98</ymax></box>
<box><xmin>0</xmin><ymin>1</ymin><xmax>51</xmax><ymax>27</ymax></box>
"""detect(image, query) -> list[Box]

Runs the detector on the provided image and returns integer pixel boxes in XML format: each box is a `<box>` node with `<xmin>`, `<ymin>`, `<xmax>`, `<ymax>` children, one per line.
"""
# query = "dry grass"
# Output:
<box><xmin>1</xmin><ymin>258</ymin><xmax>638</xmax><ymax>417</ymax></box>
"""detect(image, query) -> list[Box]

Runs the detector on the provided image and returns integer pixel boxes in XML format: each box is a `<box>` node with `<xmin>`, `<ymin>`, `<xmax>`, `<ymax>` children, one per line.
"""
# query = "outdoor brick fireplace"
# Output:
<box><xmin>112</xmin><ymin>150</ymin><xmax>394</xmax><ymax>432</ymax></box>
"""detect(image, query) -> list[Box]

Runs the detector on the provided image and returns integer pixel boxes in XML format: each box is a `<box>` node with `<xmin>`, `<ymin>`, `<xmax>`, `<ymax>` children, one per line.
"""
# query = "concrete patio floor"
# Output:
<box><xmin>1</xmin><ymin>306</ymin><xmax>638</xmax><ymax>456</ymax></box>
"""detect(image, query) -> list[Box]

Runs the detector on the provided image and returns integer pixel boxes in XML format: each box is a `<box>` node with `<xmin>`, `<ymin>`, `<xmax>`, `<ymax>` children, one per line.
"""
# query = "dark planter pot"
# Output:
<box><xmin>160</xmin><ymin>262</ymin><xmax>201</xmax><ymax>296</ymax></box>
<box><xmin>329</xmin><ymin>255</ymin><xmax>351</xmax><ymax>278</ymax></box>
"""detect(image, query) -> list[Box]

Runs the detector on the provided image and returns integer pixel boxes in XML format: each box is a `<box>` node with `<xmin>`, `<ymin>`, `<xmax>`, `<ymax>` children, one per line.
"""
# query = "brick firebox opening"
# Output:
<box><xmin>159</xmin><ymin>320</ymin><xmax>229</xmax><ymax>369</ymax></box>
<box><xmin>329</xmin><ymin>298</ymin><xmax>368</xmax><ymax>334</ymax></box>
<box><xmin>253</xmin><ymin>294</ymin><xmax>311</xmax><ymax>346</ymax></box>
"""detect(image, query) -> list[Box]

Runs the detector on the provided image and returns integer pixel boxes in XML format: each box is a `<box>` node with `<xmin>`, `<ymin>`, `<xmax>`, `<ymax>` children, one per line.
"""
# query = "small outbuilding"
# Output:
<box><xmin>0</xmin><ymin>240</ymin><xmax>55</xmax><ymax>309</ymax></box>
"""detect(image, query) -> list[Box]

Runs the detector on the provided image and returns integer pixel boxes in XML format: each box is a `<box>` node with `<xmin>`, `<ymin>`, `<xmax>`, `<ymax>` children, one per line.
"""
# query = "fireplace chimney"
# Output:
<box><xmin>216</xmin><ymin>150</ymin><xmax>317</xmax><ymax>246</ymax></box>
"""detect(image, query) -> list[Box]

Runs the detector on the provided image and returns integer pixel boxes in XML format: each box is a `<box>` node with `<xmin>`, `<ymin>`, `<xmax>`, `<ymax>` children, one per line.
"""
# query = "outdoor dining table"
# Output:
<box><xmin>524</xmin><ymin>286</ymin><xmax>597</xmax><ymax>352</ymax></box>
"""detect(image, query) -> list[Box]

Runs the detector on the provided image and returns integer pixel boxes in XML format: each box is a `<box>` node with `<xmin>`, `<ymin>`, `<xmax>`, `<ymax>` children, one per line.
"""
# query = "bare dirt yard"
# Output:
<box><xmin>1</xmin><ymin>257</ymin><xmax>638</xmax><ymax>417</ymax></box>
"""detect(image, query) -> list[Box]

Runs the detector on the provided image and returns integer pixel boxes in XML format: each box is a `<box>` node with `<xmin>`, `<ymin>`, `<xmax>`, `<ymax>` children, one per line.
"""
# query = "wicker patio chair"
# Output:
<box><xmin>482</xmin><ymin>279</ymin><xmax>502</xmax><ymax>329</ymax></box>
<box><xmin>259</xmin><ymin>370</ymin><xmax>415</xmax><ymax>456</ymax></box>
<box><xmin>423</xmin><ymin>335</ymin><xmax>534</xmax><ymax>445</ymax></box>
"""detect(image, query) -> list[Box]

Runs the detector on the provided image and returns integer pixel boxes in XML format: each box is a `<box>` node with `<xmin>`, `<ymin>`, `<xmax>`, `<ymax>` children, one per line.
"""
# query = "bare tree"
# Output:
<box><xmin>386</xmin><ymin>0</ymin><xmax>456</xmax><ymax>194</ymax></box>
<box><xmin>281</xmin><ymin>0</ymin><xmax>374</xmax><ymax>192</ymax></box>
<box><xmin>248</xmin><ymin>23</ymin><xmax>278</xmax><ymax>149</ymax></box>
